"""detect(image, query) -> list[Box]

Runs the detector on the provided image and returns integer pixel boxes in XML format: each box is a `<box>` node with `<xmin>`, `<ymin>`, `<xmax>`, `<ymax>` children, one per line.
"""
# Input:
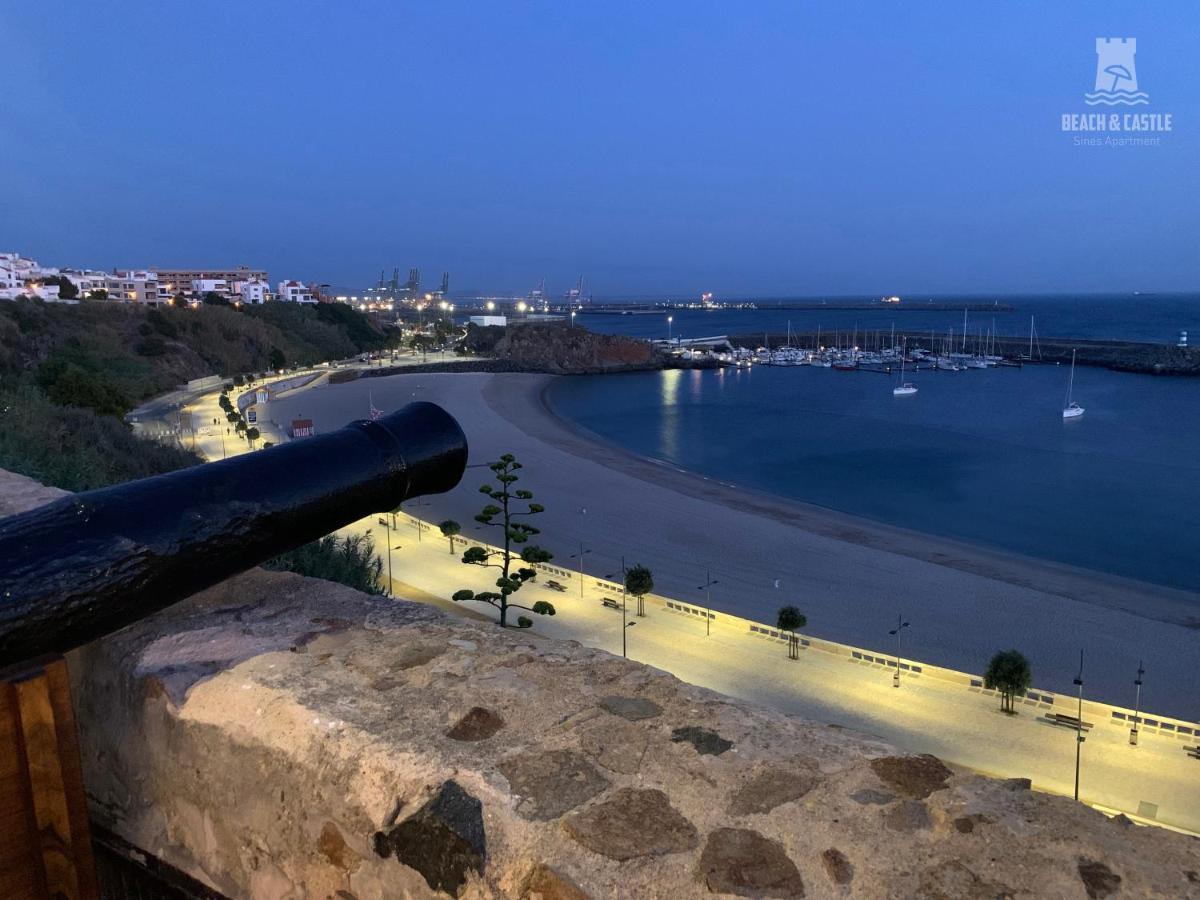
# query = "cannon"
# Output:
<box><xmin>0</xmin><ymin>401</ymin><xmax>468</xmax><ymax>665</ymax></box>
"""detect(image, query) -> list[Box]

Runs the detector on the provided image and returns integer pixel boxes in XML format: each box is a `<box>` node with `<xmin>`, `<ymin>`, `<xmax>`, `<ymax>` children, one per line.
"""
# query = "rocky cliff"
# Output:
<box><xmin>493</xmin><ymin>323</ymin><xmax>659</xmax><ymax>374</ymax></box>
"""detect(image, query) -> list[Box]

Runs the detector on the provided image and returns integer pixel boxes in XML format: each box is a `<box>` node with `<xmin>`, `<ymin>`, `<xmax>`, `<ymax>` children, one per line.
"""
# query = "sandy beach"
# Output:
<box><xmin>269</xmin><ymin>371</ymin><xmax>1200</xmax><ymax>720</ymax></box>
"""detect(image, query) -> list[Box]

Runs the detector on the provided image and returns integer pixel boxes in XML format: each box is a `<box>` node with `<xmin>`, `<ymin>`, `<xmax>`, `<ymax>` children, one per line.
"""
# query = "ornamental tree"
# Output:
<box><xmin>624</xmin><ymin>564</ymin><xmax>654</xmax><ymax>617</ymax></box>
<box><xmin>776</xmin><ymin>606</ymin><xmax>807</xmax><ymax>660</ymax></box>
<box><xmin>451</xmin><ymin>454</ymin><xmax>555</xmax><ymax>628</ymax></box>
<box><xmin>984</xmin><ymin>649</ymin><xmax>1032</xmax><ymax>714</ymax></box>
<box><xmin>439</xmin><ymin>520</ymin><xmax>461</xmax><ymax>554</ymax></box>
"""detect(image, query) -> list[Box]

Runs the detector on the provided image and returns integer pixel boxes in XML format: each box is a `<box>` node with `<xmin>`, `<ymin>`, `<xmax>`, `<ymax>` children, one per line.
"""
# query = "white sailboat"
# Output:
<box><xmin>893</xmin><ymin>341</ymin><xmax>917</xmax><ymax>396</ymax></box>
<box><xmin>1062</xmin><ymin>349</ymin><xmax>1084</xmax><ymax>419</ymax></box>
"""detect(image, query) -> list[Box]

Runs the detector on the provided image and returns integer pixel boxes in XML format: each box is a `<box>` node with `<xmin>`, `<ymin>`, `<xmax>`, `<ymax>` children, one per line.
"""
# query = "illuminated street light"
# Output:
<box><xmin>569</xmin><ymin>541</ymin><xmax>591</xmax><ymax>597</ymax></box>
<box><xmin>516</xmin><ymin>301</ymin><xmax>528</xmax><ymax>314</ymax></box>
<box><xmin>888</xmin><ymin>615</ymin><xmax>910</xmax><ymax>687</ymax></box>
<box><xmin>486</xmin><ymin>300</ymin><xmax>496</xmax><ymax>311</ymax></box>
<box><xmin>668</xmin><ymin>315</ymin><xmax>674</xmax><ymax>343</ymax></box>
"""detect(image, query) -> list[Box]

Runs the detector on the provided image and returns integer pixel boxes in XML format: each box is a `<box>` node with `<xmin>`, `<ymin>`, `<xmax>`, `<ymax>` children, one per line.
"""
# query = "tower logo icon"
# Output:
<box><xmin>1086</xmin><ymin>38</ymin><xmax>1149</xmax><ymax>106</ymax></box>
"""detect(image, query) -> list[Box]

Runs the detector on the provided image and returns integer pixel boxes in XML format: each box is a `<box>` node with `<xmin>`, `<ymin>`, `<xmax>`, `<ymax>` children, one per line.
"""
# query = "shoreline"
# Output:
<box><xmin>267</xmin><ymin>371</ymin><xmax>1200</xmax><ymax>719</ymax></box>
<box><xmin>512</xmin><ymin>374</ymin><xmax>1200</xmax><ymax>630</ymax></box>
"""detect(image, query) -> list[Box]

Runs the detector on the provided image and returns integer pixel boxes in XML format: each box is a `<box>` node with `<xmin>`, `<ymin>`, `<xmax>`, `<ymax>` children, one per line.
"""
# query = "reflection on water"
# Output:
<box><xmin>547</xmin><ymin>365</ymin><xmax>1200</xmax><ymax>593</ymax></box>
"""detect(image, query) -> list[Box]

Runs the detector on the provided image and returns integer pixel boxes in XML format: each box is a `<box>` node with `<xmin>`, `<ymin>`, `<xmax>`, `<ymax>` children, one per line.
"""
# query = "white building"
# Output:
<box><xmin>234</xmin><ymin>279</ymin><xmax>271</xmax><ymax>304</ymax></box>
<box><xmin>277</xmin><ymin>280</ymin><xmax>315</xmax><ymax>303</ymax></box>
<box><xmin>0</xmin><ymin>252</ymin><xmax>69</xmax><ymax>302</ymax></box>
<box><xmin>60</xmin><ymin>269</ymin><xmax>114</xmax><ymax>298</ymax></box>
<box><xmin>192</xmin><ymin>278</ymin><xmax>230</xmax><ymax>298</ymax></box>
<box><xmin>469</xmin><ymin>315</ymin><xmax>507</xmax><ymax>327</ymax></box>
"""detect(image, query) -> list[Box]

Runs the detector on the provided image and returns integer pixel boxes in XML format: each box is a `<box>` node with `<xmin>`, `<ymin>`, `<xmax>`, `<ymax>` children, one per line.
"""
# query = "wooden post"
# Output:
<box><xmin>0</xmin><ymin>656</ymin><xmax>99</xmax><ymax>900</ymax></box>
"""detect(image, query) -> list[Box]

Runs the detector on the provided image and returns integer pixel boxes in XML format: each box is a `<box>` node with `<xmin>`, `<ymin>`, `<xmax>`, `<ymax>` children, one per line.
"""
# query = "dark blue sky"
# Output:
<box><xmin>2</xmin><ymin>2</ymin><xmax>1196</xmax><ymax>296</ymax></box>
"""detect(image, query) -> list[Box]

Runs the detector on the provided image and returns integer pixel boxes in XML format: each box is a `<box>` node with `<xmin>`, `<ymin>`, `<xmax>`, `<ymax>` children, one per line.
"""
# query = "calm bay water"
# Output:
<box><xmin>546</xmin><ymin>362</ymin><xmax>1200</xmax><ymax>592</ymax></box>
<box><xmin>577</xmin><ymin>293</ymin><xmax>1200</xmax><ymax>345</ymax></box>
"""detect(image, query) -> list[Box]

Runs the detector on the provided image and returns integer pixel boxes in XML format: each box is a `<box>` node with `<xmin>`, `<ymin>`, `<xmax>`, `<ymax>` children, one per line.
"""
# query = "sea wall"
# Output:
<box><xmin>2</xmin><ymin>468</ymin><xmax>1198</xmax><ymax>898</ymax></box>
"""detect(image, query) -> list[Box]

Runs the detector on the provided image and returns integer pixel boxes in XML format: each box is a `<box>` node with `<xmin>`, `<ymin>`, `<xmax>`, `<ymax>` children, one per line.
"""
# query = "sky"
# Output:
<box><xmin>2</xmin><ymin>1</ymin><xmax>1197</xmax><ymax>297</ymax></box>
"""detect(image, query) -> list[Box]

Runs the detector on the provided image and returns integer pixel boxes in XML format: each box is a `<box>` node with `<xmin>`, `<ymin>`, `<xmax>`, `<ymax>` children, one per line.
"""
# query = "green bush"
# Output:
<box><xmin>0</xmin><ymin>383</ymin><xmax>200</xmax><ymax>491</ymax></box>
<box><xmin>264</xmin><ymin>533</ymin><xmax>385</xmax><ymax>595</ymax></box>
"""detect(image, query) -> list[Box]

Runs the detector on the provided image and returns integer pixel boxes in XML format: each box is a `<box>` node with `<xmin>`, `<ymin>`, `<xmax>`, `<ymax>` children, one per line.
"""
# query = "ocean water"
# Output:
<box><xmin>545</xmin><ymin>362</ymin><xmax>1200</xmax><ymax>592</ymax></box>
<box><xmin>576</xmin><ymin>293</ymin><xmax>1200</xmax><ymax>345</ymax></box>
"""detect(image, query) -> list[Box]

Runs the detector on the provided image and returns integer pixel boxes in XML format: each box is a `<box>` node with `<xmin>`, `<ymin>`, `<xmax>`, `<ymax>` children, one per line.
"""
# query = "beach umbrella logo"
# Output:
<box><xmin>1085</xmin><ymin>38</ymin><xmax>1149</xmax><ymax>106</ymax></box>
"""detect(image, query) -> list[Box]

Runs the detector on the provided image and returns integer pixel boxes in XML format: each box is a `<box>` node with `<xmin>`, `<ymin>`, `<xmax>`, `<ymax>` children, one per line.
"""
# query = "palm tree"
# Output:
<box><xmin>984</xmin><ymin>650</ymin><xmax>1032</xmax><ymax>714</ymax></box>
<box><xmin>777</xmin><ymin>606</ymin><xmax>807</xmax><ymax>660</ymax></box>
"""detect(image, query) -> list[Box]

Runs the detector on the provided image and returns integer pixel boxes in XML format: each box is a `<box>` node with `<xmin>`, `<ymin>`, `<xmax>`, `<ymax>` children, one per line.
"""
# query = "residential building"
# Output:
<box><xmin>191</xmin><ymin>278</ymin><xmax>230</xmax><ymax>298</ymax></box>
<box><xmin>59</xmin><ymin>269</ymin><xmax>114</xmax><ymax>298</ymax></box>
<box><xmin>111</xmin><ymin>270</ymin><xmax>163</xmax><ymax>305</ymax></box>
<box><xmin>151</xmin><ymin>266</ymin><xmax>268</xmax><ymax>299</ymax></box>
<box><xmin>277</xmin><ymin>280</ymin><xmax>315</xmax><ymax>303</ymax></box>
<box><xmin>234</xmin><ymin>279</ymin><xmax>271</xmax><ymax>304</ymax></box>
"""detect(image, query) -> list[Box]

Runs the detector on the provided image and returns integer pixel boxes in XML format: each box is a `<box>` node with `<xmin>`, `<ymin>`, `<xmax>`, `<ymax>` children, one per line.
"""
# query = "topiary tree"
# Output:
<box><xmin>246</xmin><ymin>426</ymin><xmax>260</xmax><ymax>447</ymax></box>
<box><xmin>984</xmin><ymin>649</ymin><xmax>1032</xmax><ymax>714</ymax></box>
<box><xmin>451</xmin><ymin>453</ymin><xmax>555</xmax><ymax>628</ymax></box>
<box><xmin>234</xmin><ymin>419</ymin><xmax>247</xmax><ymax>435</ymax></box>
<box><xmin>777</xmin><ymin>606</ymin><xmax>807</xmax><ymax>660</ymax></box>
<box><xmin>625</xmin><ymin>564</ymin><xmax>654</xmax><ymax>617</ymax></box>
<box><xmin>439</xmin><ymin>520</ymin><xmax>461</xmax><ymax>554</ymax></box>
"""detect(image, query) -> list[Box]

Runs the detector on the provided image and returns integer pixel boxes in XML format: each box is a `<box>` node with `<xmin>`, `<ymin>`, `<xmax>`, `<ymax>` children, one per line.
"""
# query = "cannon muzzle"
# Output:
<box><xmin>0</xmin><ymin>401</ymin><xmax>467</xmax><ymax>664</ymax></box>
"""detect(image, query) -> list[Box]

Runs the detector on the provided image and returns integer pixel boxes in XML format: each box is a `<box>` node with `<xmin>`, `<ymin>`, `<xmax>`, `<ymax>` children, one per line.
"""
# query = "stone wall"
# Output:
<box><xmin>2</xmin><ymin>468</ymin><xmax>1199</xmax><ymax>898</ymax></box>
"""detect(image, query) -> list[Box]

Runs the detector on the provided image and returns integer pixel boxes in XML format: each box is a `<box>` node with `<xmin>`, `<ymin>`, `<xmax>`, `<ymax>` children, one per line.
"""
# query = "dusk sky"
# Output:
<box><xmin>3</xmin><ymin>1</ymin><xmax>1197</xmax><ymax>297</ymax></box>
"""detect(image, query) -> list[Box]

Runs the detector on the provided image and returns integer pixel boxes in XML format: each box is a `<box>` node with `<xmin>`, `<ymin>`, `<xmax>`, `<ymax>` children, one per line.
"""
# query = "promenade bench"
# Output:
<box><xmin>601</xmin><ymin>598</ymin><xmax>622</xmax><ymax>611</ymax></box>
<box><xmin>544</xmin><ymin>580</ymin><xmax>567</xmax><ymax>593</ymax></box>
<box><xmin>1185</xmin><ymin>746</ymin><xmax>1200</xmax><ymax>760</ymax></box>
<box><xmin>1044</xmin><ymin>713</ymin><xmax>1093</xmax><ymax>731</ymax></box>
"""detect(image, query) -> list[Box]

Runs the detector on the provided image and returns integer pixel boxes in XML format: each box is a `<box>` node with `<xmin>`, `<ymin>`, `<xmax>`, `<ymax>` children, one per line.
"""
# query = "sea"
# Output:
<box><xmin>545</xmin><ymin>294</ymin><xmax>1200</xmax><ymax>592</ymax></box>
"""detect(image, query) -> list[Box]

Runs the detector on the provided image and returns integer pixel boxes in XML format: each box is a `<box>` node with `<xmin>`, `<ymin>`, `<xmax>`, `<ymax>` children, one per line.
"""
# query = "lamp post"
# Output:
<box><xmin>667</xmin><ymin>315</ymin><xmax>673</xmax><ymax>344</ymax></box>
<box><xmin>570</xmin><ymin>541</ymin><xmax>591</xmax><ymax>598</ymax></box>
<box><xmin>1074</xmin><ymin>650</ymin><xmax>1085</xmax><ymax>802</ymax></box>
<box><xmin>384</xmin><ymin>516</ymin><xmax>393</xmax><ymax>596</ymax></box>
<box><xmin>888</xmin><ymin>615</ymin><xmax>909</xmax><ymax>687</ymax></box>
<box><xmin>696</xmin><ymin>570</ymin><xmax>718</xmax><ymax>636</ymax></box>
<box><xmin>1130</xmin><ymin>660</ymin><xmax>1145</xmax><ymax>746</ymax></box>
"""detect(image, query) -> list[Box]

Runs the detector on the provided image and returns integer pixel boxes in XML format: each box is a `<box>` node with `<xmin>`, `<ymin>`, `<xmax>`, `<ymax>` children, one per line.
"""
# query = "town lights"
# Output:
<box><xmin>486</xmin><ymin>301</ymin><xmax>495</xmax><ymax>311</ymax></box>
<box><xmin>516</xmin><ymin>301</ymin><xmax>528</xmax><ymax>313</ymax></box>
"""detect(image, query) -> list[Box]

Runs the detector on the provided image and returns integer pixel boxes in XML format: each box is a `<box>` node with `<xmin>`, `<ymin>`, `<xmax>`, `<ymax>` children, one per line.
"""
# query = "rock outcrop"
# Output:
<box><xmin>493</xmin><ymin>323</ymin><xmax>659</xmax><ymax>374</ymax></box>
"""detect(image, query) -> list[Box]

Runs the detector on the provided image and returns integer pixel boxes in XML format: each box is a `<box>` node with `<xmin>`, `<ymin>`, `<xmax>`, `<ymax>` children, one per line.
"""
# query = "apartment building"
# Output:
<box><xmin>276</xmin><ymin>280</ymin><xmax>315</xmax><ymax>303</ymax></box>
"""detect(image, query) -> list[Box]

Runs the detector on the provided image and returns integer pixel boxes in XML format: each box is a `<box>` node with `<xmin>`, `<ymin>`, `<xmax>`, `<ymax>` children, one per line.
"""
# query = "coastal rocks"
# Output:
<box><xmin>820</xmin><ymin>848</ymin><xmax>854</xmax><ymax>886</ymax></box>
<box><xmin>869</xmin><ymin>754</ymin><xmax>952</xmax><ymax>798</ymax></box>
<box><xmin>1078</xmin><ymin>858</ymin><xmax>1122</xmax><ymax>899</ymax></box>
<box><xmin>499</xmin><ymin>750</ymin><xmax>609</xmax><ymax>821</ymax></box>
<box><xmin>446</xmin><ymin>706</ymin><xmax>505</xmax><ymax>741</ymax></box>
<box><xmin>728</xmin><ymin>764</ymin><xmax>822</xmax><ymax>816</ymax></box>
<box><xmin>698</xmin><ymin>828</ymin><xmax>805</xmax><ymax>898</ymax></box>
<box><xmin>563</xmin><ymin>788</ymin><xmax>698</xmax><ymax>860</ymax></box>
<box><xmin>492</xmin><ymin>323</ymin><xmax>659</xmax><ymax>374</ymax></box>
<box><xmin>597</xmin><ymin>695</ymin><xmax>661</xmax><ymax>721</ymax></box>
<box><xmin>372</xmin><ymin>780</ymin><xmax>486</xmax><ymax>896</ymax></box>
<box><xmin>579</xmin><ymin>716</ymin><xmax>650</xmax><ymax>774</ymax></box>
<box><xmin>671</xmin><ymin>725</ymin><xmax>734</xmax><ymax>756</ymax></box>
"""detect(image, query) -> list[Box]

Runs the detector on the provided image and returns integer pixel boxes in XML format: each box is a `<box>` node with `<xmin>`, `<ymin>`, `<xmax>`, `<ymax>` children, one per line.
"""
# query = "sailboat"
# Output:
<box><xmin>893</xmin><ymin>340</ymin><xmax>917</xmax><ymax>396</ymax></box>
<box><xmin>1062</xmin><ymin>350</ymin><xmax>1084</xmax><ymax>419</ymax></box>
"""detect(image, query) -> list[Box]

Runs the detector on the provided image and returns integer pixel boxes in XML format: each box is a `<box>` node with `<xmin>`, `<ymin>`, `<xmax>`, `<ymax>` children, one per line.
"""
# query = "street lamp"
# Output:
<box><xmin>570</xmin><ymin>310</ymin><xmax>577</xmax><ymax>326</ymax></box>
<box><xmin>668</xmin><ymin>315</ymin><xmax>673</xmax><ymax>343</ymax></box>
<box><xmin>888</xmin><ymin>615</ymin><xmax>910</xmax><ymax>687</ymax></box>
<box><xmin>570</xmin><ymin>541</ymin><xmax>591</xmax><ymax>598</ymax></box>
<box><xmin>1130</xmin><ymin>660</ymin><xmax>1145</xmax><ymax>746</ymax></box>
<box><xmin>1074</xmin><ymin>650</ymin><xmax>1085</xmax><ymax>801</ymax></box>
<box><xmin>695</xmin><ymin>570</ymin><xmax>718</xmax><ymax>636</ymax></box>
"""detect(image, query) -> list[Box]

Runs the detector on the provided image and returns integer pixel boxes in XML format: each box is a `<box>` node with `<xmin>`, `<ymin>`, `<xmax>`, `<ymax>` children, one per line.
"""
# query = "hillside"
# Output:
<box><xmin>0</xmin><ymin>298</ymin><xmax>395</xmax><ymax>490</ymax></box>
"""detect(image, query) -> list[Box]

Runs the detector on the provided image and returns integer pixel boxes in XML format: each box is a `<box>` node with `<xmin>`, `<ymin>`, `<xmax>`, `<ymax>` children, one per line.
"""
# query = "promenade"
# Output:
<box><xmin>178</xmin><ymin>368</ymin><xmax>1200</xmax><ymax>834</ymax></box>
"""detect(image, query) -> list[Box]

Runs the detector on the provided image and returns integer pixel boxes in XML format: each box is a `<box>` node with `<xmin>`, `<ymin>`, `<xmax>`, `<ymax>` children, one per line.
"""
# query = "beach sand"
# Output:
<box><xmin>269</xmin><ymin>371</ymin><xmax>1200</xmax><ymax>720</ymax></box>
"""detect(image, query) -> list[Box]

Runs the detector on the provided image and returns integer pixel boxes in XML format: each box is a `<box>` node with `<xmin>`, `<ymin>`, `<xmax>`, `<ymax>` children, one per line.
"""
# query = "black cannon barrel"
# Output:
<box><xmin>0</xmin><ymin>401</ymin><xmax>467</xmax><ymax>665</ymax></box>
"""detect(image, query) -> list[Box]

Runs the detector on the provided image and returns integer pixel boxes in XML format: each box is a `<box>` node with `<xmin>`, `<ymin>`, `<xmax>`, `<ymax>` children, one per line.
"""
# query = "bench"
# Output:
<box><xmin>1044</xmin><ymin>713</ymin><xmax>1093</xmax><ymax>731</ymax></box>
<box><xmin>1185</xmin><ymin>746</ymin><xmax>1200</xmax><ymax>760</ymax></box>
<box><xmin>601</xmin><ymin>598</ymin><xmax>622</xmax><ymax>611</ymax></box>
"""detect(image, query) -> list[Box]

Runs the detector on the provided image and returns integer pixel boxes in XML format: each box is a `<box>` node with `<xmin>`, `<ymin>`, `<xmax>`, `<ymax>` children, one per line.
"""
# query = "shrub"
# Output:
<box><xmin>264</xmin><ymin>533</ymin><xmax>385</xmax><ymax>595</ymax></box>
